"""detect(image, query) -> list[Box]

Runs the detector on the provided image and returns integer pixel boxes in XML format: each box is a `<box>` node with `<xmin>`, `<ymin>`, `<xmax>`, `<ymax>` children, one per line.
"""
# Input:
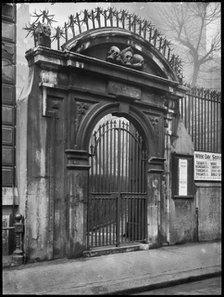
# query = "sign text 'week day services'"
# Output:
<box><xmin>194</xmin><ymin>152</ymin><xmax>221</xmax><ymax>181</ymax></box>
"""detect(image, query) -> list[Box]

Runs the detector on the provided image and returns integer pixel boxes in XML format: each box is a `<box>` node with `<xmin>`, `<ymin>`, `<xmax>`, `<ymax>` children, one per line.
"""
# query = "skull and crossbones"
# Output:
<box><xmin>106</xmin><ymin>45</ymin><xmax>144</xmax><ymax>70</ymax></box>
<box><xmin>106</xmin><ymin>46</ymin><xmax>120</xmax><ymax>62</ymax></box>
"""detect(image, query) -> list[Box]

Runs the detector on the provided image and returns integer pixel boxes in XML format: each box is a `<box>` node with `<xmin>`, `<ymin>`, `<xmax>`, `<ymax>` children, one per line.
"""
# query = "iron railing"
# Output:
<box><xmin>179</xmin><ymin>86</ymin><xmax>221</xmax><ymax>153</ymax></box>
<box><xmin>2</xmin><ymin>213</ymin><xmax>24</xmax><ymax>265</ymax></box>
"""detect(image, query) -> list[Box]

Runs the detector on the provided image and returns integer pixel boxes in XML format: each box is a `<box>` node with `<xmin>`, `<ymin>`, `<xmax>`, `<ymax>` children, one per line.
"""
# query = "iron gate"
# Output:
<box><xmin>87</xmin><ymin>118</ymin><xmax>147</xmax><ymax>248</ymax></box>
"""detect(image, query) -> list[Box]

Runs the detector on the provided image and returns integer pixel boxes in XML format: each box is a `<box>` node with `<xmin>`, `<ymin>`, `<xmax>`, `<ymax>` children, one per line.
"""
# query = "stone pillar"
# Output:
<box><xmin>163</xmin><ymin>113</ymin><xmax>173</xmax><ymax>245</ymax></box>
<box><xmin>65</xmin><ymin>149</ymin><xmax>90</xmax><ymax>258</ymax></box>
<box><xmin>146</xmin><ymin>157</ymin><xmax>165</xmax><ymax>246</ymax></box>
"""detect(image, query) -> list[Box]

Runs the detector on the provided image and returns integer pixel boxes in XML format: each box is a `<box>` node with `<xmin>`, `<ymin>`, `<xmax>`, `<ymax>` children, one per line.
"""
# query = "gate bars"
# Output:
<box><xmin>87</xmin><ymin>119</ymin><xmax>147</xmax><ymax>248</ymax></box>
<box><xmin>179</xmin><ymin>86</ymin><xmax>221</xmax><ymax>153</ymax></box>
<box><xmin>87</xmin><ymin>193</ymin><xmax>147</xmax><ymax>247</ymax></box>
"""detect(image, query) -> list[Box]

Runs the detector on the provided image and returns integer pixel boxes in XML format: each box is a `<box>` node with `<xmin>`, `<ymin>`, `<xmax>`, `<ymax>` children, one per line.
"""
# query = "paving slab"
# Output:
<box><xmin>3</xmin><ymin>241</ymin><xmax>221</xmax><ymax>295</ymax></box>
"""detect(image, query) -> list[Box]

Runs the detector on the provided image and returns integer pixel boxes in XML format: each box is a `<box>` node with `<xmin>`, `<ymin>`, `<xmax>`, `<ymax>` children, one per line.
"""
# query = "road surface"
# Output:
<box><xmin>132</xmin><ymin>276</ymin><xmax>221</xmax><ymax>295</ymax></box>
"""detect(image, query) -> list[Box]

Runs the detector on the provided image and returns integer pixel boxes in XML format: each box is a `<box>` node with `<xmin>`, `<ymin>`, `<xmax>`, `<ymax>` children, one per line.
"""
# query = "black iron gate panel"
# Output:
<box><xmin>87</xmin><ymin>118</ymin><xmax>147</xmax><ymax>248</ymax></box>
<box><xmin>87</xmin><ymin>193</ymin><xmax>147</xmax><ymax>247</ymax></box>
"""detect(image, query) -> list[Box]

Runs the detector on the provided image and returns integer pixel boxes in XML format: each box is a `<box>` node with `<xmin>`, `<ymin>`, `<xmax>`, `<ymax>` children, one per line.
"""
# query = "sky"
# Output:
<box><xmin>28</xmin><ymin>2</ymin><xmax>114</xmax><ymax>26</ymax></box>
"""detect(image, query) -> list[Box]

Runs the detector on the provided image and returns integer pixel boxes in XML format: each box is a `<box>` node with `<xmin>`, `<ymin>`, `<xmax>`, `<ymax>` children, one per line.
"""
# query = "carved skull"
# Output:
<box><xmin>118</xmin><ymin>47</ymin><xmax>134</xmax><ymax>65</ymax></box>
<box><xmin>34</xmin><ymin>23</ymin><xmax>42</xmax><ymax>35</ymax></box>
<box><xmin>122</xmin><ymin>50</ymin><xmax>133</xmax><ymax>64</ymax></box>
<box><xmin>106</xmin><ymin>46</ymin><xmax>120</xmax><ymax>62</ymax></box>
<box><xmin>42</xmin><ymin>24</ymin><xmax>51</xmax><ymax>37</ymax></box>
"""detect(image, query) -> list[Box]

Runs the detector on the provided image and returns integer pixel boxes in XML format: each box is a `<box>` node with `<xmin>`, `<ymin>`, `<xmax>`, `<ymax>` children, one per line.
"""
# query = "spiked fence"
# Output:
<box><xmin>180</xmin><ymin>86</ymin><xmax>221</xmax><ymax>153</ymax></box>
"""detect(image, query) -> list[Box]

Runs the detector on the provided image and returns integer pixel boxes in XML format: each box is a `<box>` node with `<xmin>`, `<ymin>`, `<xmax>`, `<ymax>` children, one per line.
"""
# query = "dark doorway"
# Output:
<box><xmin>87</xmin><ymin>115</ymin><xmax>147</xmax><ymax>248</ymax></box>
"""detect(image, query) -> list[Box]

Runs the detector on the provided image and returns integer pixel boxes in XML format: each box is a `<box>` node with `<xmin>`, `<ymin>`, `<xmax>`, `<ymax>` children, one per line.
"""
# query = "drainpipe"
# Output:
<box><xmin>195</xmin><ymin>187</ymin><xmax>199</xmax><ymax>242</ymax></box>
<box><xmin>164</xmin><ymin>121</ymin><xmax>171</xmax><ymax>244</ymax></box>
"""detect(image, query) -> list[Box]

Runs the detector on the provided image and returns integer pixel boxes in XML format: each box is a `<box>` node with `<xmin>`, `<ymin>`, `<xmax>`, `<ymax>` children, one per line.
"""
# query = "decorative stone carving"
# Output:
<box><xmin>75</xmin><ymin>102</ymin><xmax>90</xmax><ymax>131</ymax></box>
<box><xmin>146</xmin><ymin>114</ymin><xmax>161</xmax><ymax>148</ymax></box>
<box><xmin>106</xmin><ymin>46</ymin><xmax>144</xmax><ymax>70</ymax></box>
<box><xmin>34</xmin><ymin>22</ymin><xmax>51</xmax><ymax>48</ymax></box>
<box><xmin>118</xmin><ymin>47</ymin><xmax>133</xmax><ymax>65</ymax></box>
<box><xmin>106</xmin><ymin>46</ymin><xmax>120</xmax><ymax>62</ymax></box>
<box><xmin>149</xmin><ymin>115</ymin><xmax>160</xmax><ymax>134</ymax></box>
<box><xmin>77</xmin><ymin>102</ymin><xmax>89</xmax><ymax>117</ymax></box>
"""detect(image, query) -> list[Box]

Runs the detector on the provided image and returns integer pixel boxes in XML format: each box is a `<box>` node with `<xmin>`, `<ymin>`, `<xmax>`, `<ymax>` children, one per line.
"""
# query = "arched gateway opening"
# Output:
<box><xmin>87</xmin><ymin>114</ymin><xmax>148</xmax><ymax>248</ymax></box>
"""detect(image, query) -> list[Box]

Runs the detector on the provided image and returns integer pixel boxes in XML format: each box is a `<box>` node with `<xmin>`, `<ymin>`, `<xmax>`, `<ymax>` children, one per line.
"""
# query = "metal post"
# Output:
<box><xmin>195</xmin><ymin>207</ymin><xmax>199</xmax><ymax>242</ymax></box>
<box><xmin>12</xmin><ymin>213</ymin><xmax>24</xmax><ymax>265</ymax></box>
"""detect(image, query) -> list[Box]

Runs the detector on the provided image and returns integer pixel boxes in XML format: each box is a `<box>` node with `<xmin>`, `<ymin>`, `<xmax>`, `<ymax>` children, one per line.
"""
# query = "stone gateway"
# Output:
<box><xmin>17</xmin><ymin>9</ymin><xmax>198</xmax><ymax>261</ymax></box>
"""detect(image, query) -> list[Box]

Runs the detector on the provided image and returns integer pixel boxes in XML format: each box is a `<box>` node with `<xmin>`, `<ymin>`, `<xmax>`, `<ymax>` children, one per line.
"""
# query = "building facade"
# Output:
<box><xmin>2</xmin><ymin>3</ymin><xmax>17</xmax><ymax>255</ymax></box>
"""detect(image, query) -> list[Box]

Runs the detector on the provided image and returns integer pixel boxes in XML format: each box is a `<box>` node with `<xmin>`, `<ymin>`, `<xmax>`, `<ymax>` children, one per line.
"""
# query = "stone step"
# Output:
<box><xmin>83</xmin><ymin>243</ymin><xmax>146</xmax><ymax>257</ymax></box>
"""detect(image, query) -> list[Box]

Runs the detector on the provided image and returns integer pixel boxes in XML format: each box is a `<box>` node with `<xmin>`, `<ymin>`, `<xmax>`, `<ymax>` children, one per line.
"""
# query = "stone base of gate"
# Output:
<box><xmin>83</xmin><ymin>243</ymin><xmax>141</xmax><ymax>257</ymax></box>
<box><xmin>83</xmin><ymin>242</ymin><xmax>157</xmax><ymax>257</ymax></box>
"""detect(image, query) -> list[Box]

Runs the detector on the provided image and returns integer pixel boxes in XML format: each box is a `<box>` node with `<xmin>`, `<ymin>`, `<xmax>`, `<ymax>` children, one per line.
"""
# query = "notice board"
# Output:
<box><xmin>172</xmin><ymin>153</ymin><xmax>194</xmax><ymax>198</ymax></box>
<box><xmin>194</xmin><ymin>151</ymin><xmax>221</xmax><ymax>181</ymax></box>
<box><xmin>178</xmin><ymin>159</ymin><xmax>188</xmax><ymax>196</ymax></box>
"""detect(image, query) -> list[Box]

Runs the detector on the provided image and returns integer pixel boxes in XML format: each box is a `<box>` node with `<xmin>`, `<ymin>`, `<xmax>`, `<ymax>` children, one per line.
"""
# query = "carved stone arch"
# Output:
<box><xmin>62</xmin><ymin>28</ymin><xmax>179</xmax><ymax>83</ymax></box>
<box><xmin>76</xmin><ymin>101</ymin><xmax>156</xmax><ymax>156</ymax></box>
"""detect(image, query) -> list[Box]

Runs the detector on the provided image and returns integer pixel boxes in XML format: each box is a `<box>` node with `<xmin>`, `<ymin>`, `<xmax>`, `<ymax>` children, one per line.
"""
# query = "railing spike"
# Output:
<box><xmin>83</xmin><ymin>9</ymin><xmax>90</xmax><ymax>31</ymax></box>
<box><xmin>108</xmin><ymin>7</ymin><xmax>113</xmax><ymax>27</ymax></box>
<box><xmin>68</xmin><ymin>14</ymin><xmax>75</xmax><ymax>37</ymax></box>
<box><xmin>64</xmin><ymin>22</ymin><xmax>68</xmax><ymax>42</ymax></box>
<box><xmin>116</xmin><ymin>10</ymin><xmax>119</xmax><ymax>27</ymax></box>
<box><xmin>76</xmin><ymin>12</ymin><xmax>82</xmax><ymax>34</ymax></box>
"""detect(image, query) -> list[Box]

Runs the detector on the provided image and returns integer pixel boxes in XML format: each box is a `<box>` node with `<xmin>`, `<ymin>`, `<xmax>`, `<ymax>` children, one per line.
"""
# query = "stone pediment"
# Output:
<box><xmin>24</xmin><ymin>7</ymin><xmax>183</xmax><ymax>83</ymax></box>
<box><xmin>62</xmin><ymin>28</ymin><xmax>179</xmax><ymax>82</ymax></box>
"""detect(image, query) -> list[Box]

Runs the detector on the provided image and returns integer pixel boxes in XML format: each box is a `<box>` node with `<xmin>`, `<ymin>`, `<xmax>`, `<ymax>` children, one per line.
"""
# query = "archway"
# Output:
<box><xmin>87</xmin><ymin>114</ymin><xmax>148</xmax><ymax>247</ymax></box>
<box><xmin>76</xmin><ymin>102</ymin><xmax>156</xmax><ymax>156</ymax></box>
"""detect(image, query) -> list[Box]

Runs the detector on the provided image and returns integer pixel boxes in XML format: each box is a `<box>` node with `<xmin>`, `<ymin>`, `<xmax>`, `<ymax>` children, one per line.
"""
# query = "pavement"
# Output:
<box><xmin>3</xmin><ymin>241</ymin><xmax>221</xmax><ymax>295</ymax></box>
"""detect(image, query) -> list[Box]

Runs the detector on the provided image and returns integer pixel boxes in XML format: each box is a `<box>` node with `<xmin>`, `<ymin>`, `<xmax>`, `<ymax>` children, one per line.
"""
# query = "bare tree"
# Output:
<box><xmin>156</xmin><ymin>2</ymin><xmax>221</xmax><ymax>86</ymax></box>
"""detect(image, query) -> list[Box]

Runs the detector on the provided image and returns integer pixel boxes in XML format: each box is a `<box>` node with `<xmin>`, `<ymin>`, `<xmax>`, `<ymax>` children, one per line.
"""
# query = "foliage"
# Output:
<box><xmin>156</xmin><ymin>2</ymin><xmax>221</xmax><ymax>86</ymax></box>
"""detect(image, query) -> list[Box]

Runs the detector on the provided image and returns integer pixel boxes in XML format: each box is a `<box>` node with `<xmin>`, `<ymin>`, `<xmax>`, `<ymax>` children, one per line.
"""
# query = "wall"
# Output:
<box><xmin>169</xmin><ymin>119</ymin><xmax>221</xmax><ymax>244</ymax></box>
<box><xmin>169</xmin><ymin>119</ymin><xmax>197</xmax><ymax>244</ymax></box>
<box><xmin>196</xmin><ymin>182</ymin><xmax>221</xmax><ymax>241</ymax></box>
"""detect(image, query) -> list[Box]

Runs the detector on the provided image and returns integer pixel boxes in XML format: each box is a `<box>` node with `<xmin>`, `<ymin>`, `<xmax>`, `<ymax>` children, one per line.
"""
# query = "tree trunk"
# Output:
<box><xmin>191</xmin><ymin>62</ymin><xmax>200</xmax><ymax>87</ymax></box>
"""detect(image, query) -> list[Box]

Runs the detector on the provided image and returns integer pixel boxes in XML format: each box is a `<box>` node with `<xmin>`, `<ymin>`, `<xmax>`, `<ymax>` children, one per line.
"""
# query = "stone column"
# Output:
<box><xmin>65</xmin><ymin>149</ymin><xmax>90</xmax><ymax>258</ymax></box>
<box><xmin>146</xmin><ymin>157</ymin><xmax>165</xmax><ymax>246</ymax></box>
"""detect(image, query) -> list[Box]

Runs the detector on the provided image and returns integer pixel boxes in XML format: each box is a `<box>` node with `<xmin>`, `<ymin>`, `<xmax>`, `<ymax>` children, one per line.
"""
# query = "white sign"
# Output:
<box><xmin>179</xmin><ymin>159</ymin><xmax>188</xmax><ymax>196</ymax></box>
<box><xmin>194</xmin><ymin>152</ymin><xmax>221</xmax><ymax>181</ymax></box>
